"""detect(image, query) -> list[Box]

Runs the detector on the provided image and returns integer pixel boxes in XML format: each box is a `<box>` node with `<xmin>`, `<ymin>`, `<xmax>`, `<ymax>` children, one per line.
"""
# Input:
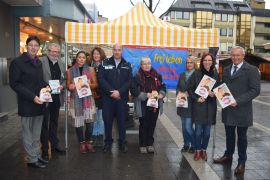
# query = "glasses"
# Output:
<box><xmin>186</xmin><ymin>62</ymin><xmax>193</xmax><ymax>64</ymax></box>
<box><xmin>48</xmin><ymin>49</ymin><xmax>60</xmax><ymax>53</ymax></box>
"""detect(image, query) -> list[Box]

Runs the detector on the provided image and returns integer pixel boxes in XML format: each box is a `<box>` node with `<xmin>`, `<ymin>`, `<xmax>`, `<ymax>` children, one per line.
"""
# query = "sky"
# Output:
<box><xmin>80</xmin><ymin>0</ymin><xmax>270</xmax><ymax>21</ymax></box>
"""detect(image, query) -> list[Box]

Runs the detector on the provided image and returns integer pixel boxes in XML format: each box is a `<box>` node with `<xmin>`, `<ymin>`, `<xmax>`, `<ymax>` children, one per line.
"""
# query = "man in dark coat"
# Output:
<box><xmin>213</xmin><ymin>46</ymin><xmax>260</xmax><ymax>175</ymax></box>
<box><xmin>9</xmin><ymin>36</ymin><xmax>47</xmax><ymax>168</ymax></box>
<box><xmin>98</xmin><ymin>44</ymin><xmax>132</xmax><ymax>153</ymax></box>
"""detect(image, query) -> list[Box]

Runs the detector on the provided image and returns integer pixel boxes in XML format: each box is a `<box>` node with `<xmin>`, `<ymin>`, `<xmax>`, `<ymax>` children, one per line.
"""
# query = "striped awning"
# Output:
<box><xmin>65</xmin><ymin>2</ymin><xmax>219</xmax><ymax>48</ymax></box>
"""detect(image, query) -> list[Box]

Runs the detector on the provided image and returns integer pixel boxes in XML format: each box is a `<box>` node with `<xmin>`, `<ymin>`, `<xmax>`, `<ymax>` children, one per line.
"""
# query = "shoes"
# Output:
<box><xmin>97</xmin><ymin>135</ymin><xmax>104</xmax><ymax>147</ymax></box>
<box><xmin>38</xmin><ymin>158</ymin><xmax>48</xmax><ymax>164</ymax></box>
<box><xmin>234</xmin><ymin>164</ymin><xmax>245</xmax><ymax>175</ymax></box>
<box><xmin>147</xmin><ymin>146</ymin><xmax>155</xmax><ymax>153</ymax></box>
<box><xmin>140</xmin><ymin>147</ymin><xmax>147</xmax><ymax>154</ymax></box>
<box><xmin>119</xmin><ymin>142</ymin><xmax>128</xmax><ymax>153</ymax></box>
<box><xmin>181</xmin><ymin>146</ymin><xmax>189</xmax><ymax>153</ymax></box>
<box><xmin>200</xmin><ymin>150</ymin><xmax>208</xmax><ymax>161</ymax></box>
<box><xmin>80</xmin><ymin>141</ymin><xmax>87</xmax><ymax>154</ymax></box>
<box><xmin>188</xmin><ymin>147</ymin><xmax>195</xmax><ymax>154</ymax></box>
<box><xmin>85</xmin><ymin>141</ymin><xmax>96</xmax><ymax>153</ymax></box>
<box><xmin>103</xmin><ymin>144</ymin><xmax>112</xmax><ymax>153</ymax></box>
<box><xmin>194</xmin><ymin>151</ymin><xmax>201</xmax><ymax>161</ymax></box>
<box><xmin>52</xmin><ymin>146</ymin><xmax>66</xmax><ymax>155</ymax></box>
<box><xmin>42</xmin><ymin>151</ymin><xmax>49</xmax><ymax>162</ymax></box>
<box><xmin>27</xmin><ymin>161</ymin><xmax>47</xmax><ymax>168</ymax></box>
<box><xmin>213</xmin><ymin>155</ymin><xmax>232</xmax><ymax>164</ymax></box>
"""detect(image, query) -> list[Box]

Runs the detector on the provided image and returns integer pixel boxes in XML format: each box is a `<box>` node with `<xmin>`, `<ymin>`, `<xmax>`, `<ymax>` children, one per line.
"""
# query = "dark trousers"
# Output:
<box><xmin>102</xmin><ymin>98</ymin><xmax>127</xmax><ymax>145</ymax></box>
<box><xmin>224</xmin><ymin>125</ymin><xmax>248</xmax><ymax>164</ymax></box>
<box><xmin>40</xmin><ymin>104</ymin><xmax>60</xmax><ymax>153</ymax></box>
<box><xmin>139</xmin><ymin>108</ymin><xmax>159</xmax><ymax>147</ymax></box>
<box><xmin>75</xmin><ymin>123</ymin><xmax>92</xmax><ymax>143</ymax></box>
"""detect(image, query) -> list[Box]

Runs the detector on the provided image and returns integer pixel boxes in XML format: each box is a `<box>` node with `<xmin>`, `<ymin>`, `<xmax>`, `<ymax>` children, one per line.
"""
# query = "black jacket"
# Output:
<box><xmin>9</xmin><ymin>53</ymin><xmax>46</xmax><ymax>117</ymax></box>
<box><xmin>97</xmin><ymin>56</ymin><xmax>132</xmax><ymax>102</ymax></box>
<box><xmin>187</xmin><ymin>69</ymin><xmax>219</xmax><ymax>125</ymax></box>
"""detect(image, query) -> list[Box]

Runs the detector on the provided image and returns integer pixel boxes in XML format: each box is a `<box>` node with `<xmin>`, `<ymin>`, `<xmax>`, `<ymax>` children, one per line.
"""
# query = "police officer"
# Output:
<box><xmin>98</xmin><ymin>44</ymin><xmax>132</xmax><ymax>153</ymax></box>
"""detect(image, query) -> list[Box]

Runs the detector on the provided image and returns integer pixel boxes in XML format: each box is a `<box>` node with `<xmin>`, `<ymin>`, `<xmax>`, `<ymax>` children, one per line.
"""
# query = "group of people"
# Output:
<box><xmin>9</xmin><ymin>36</ymin><xmax>260</xmax><ymax>175</ymax></box>
<box><xmin>9</xmin><ymin>36</ymin><xmax>167</xmax><ymax>169</ymax></box>
<box><xmin>176</xmin><ymin>47</ymin><xmax>260</xmax><ymax>175</ymax></box>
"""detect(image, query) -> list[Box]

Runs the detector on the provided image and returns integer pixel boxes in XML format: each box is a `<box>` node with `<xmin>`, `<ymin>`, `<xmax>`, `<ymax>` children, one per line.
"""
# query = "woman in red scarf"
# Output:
<box><xmin>131</xmin><ymin>57</ymin><xmax>166</xmax><ymax>154</ymax></box>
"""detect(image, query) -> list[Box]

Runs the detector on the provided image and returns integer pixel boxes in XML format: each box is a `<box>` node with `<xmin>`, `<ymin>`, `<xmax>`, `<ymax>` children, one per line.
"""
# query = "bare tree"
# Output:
<box><xmin>130</xmin><ymin>0</ymin><xmax>176</xmax><ymax>14</ymax></box>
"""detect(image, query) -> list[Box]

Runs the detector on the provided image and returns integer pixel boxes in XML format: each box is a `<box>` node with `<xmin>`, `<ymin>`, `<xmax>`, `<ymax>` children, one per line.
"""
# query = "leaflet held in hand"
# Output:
<box><xmin>195</xmin><ymin>75</ymin><xmax>216</xmax><ymax>99</ymax></box>
<box><xmin>49</xmin><ymin>80</ymin><xmax>60</xmax><ymax>94</ymax></box>
<box><xmin>74</xmin><ymin>75</ymin><xmax>92</xmax><ymax>98</ymax></box>
<box><xmin>176</xmin><ymin>93</ymin><xmax>188</xmax><ymax>108</ymax></box>
<box><xmin>40</xmin><ymin>87</ymin><xmax>53</xmax><ymax>102</ymax></box>
<box><xmin>213</xmin><ymin>83</ymin><xmax>235</xmax><ymax>109</ymax></box>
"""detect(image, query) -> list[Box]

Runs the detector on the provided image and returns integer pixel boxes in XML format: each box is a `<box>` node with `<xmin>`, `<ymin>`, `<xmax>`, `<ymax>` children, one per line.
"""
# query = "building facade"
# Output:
<box><xmin>162</xmin><ymin>0</ymin><xmax>270</xmax><ymax>54</ymax></box>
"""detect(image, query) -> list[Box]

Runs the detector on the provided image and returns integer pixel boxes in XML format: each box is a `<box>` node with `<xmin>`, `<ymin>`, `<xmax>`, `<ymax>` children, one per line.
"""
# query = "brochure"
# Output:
<box><xmin>195</xmin><ymin>75</ymin><xmax>216</xmax><ymax>99</ymax></box>
<box><xmin>74</xmin><ymin>75</ymin><xmax>92</xmax><ymax>98</ymax></box>
<box><xmin>176</xmin><ymin>93</ymin><xmax>188</xmax><ymax>108</ymax></box>
<box><xmin>49</xmin><ymin>80</ymin><xmax>60</xmax><ymax>94</ymax></box>
<box><xmin>40</xmin><ymin>87</ymin><xmax>53</xmax><ymax>102</ymax></box>
<box><xmin>213</xmin><ymin>83</ymin><xmax>236</xmax><ymax>109</ymax></box>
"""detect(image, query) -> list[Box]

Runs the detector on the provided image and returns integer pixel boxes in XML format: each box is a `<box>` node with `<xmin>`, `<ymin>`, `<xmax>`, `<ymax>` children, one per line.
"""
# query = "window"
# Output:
<box><xmin>176</xmin><ymin>11</ymin><xmax>183</xmax><ymax>19</ymax></box>
<box><xmin>228</xmin><ymin>14</ymin><xmax>234</xmax><ymax>22</ymax></box>
<box><xmin>228</xmin><ymin>29</ymin><xmax>233</xmax><ymax>36</ymax></box>
<box><xmin>183</xmin><ymin>12</ymin><xmax>190</xmax><ymax>19</ymax></box>
<box><xmin>221</xmin><ymin>14</ymin><xmax>228</xmax><ymax>21</ymax></box>
<box><xmin>170</xmin><ymin>11</ymin><xmax>175</xmax><ymax>19</ymax></box>
<box><xmin>220</xmin><ymin>28</ymin><xmax>227</xmax><ymax>36</ymax></box>
<box><xmin>195</xmin><ymin>11</ymin><xmax>212</xmax><ymax>28</ymax></box>
<box><xmin>215</xmin><ymin>14</ymin><xmax>221</xmax><ymax>21</ymax></box>
<box><xmin>265</xmin><ymin>23</ymin><xmax>270</xmax><ymax>28</ymax></box>
<box><xmin>264</xmin><ymin>36</ymin><xmax>270</xmax><ymax>40</ymax></box>
<box><xmin>220</xmin><ymin>43</ymin><xmax>227</xmax><ymax>52</ymax></box>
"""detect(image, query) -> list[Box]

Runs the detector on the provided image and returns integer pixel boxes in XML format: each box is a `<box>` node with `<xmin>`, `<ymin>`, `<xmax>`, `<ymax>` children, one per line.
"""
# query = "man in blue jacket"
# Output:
<box><xmin>98</xmin><ymin>44</ymin><xmax>132</xmax><ymax>153</ymax></box>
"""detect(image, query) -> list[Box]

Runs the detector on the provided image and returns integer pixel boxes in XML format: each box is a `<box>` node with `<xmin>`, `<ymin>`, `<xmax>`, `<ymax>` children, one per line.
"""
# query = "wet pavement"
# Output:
<box><xmin>0</xmin><ymin>81</ymin><xmax>270</xmax><ymax>180</ymax></box>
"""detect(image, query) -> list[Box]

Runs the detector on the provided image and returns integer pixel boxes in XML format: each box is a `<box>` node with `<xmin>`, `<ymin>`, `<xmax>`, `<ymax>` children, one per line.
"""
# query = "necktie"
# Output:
<box><xmin>233</xmin><ymin>65</ymin><xmax>238</xmax><ymax>75</ymax></box>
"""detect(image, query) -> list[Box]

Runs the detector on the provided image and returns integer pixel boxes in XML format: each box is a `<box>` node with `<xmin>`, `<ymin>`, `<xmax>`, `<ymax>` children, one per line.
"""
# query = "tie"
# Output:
<box><xmin>232</xmin><ymin>65</ymin><xmax>238</xmax><ymax>75</ymax></box>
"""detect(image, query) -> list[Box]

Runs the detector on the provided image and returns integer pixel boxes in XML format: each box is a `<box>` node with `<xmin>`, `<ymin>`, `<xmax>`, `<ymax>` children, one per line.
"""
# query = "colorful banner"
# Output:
<box><xmin>122</xmin><ymin>46</ymin><xmax>189</xmax><ymax>89</ymax></box>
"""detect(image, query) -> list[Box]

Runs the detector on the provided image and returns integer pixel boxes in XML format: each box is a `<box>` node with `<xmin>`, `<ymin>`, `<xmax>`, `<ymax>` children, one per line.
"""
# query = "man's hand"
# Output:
<box><xmin>110</xmin><ymin>90</ymin><xmax>120</xmax><ymax>99</ymax></box>
<box><xmin>230</xmin><ymin>101</ymin><xmax>237</xmax><ymax>107</ymax></box>
<box><xmin>197</xmin><ymin>97</ymin><xmax>205</xmax><ymax>103</ymax></box>
<box><xmin>69</xmin><ymin>84</ymin><xmax>75</xmax><ymax>90</ymax></box>
<box><xmin>34</xmin><ymin>96</ymin><xmax>43</xmax><ymax>104</ymax></box>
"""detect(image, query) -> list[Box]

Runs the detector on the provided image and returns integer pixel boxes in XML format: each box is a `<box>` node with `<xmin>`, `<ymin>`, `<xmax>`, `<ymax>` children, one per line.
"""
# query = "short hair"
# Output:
<box><xmin>113</xmin><ymin>43</ymin><xmax>122</xmax><ymax>50</ymax></box>
<box><xmin>200</xmin><ymin>52</ymin><xmax>216</xmax><ymax>70</ymax></box>
<box><xmin>76</xmin><ymin>51</ymin><xmax>86</xmax><ymax>59</ymax></box>
<box><xmin>26</xmin><ymin>36</ymin><xmax>40</xmax><ymax>46</ymax></box>
<box><xmin>140</xmin><ymin>56</ymin><xmax>151</xmax><ymax>65</ymax></box>
<box><xmin>47</xmin><ymin>43</ymin><xmax>60</xmax><ymax>51</ymax></box>
<box><xmin>90</xmin><ymin>47</ymin><xmax>106</xmax><ymax>61</ymax></box>
<box><xmin>231</xmin><ymin>46</ymin><xmax>245</xmax><ymax>55</ymax></box>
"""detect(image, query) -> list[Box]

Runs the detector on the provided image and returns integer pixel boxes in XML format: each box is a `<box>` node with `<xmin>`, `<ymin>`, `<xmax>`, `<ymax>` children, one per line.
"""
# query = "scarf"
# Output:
<box><xmin>201</xmin><ymin>66</ymin><xmax>214</xmax><ymax>77</ymax></box>
<box><xmin>138</xmin><ymin>68</ymin><xmax>161</xmax><ymax>93</ymax></box>
<box><xmin>26</xmin><ymin>52</ymin><xmax>39</xmax><ymax>64</ymax></box>
<box><xmin>185</xmin><ymin>69</ymin><xmax>195</xmax><ymax>81</ymax></box>
<box><xmin>70</xmin><ymin>63</ymin><xmax>92</xmax><ymax>119</ymax></box>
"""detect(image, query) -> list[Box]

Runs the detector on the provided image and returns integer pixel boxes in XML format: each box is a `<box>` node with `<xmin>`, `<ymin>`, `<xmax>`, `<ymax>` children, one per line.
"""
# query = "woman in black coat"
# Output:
<box><xmin>187</xmin><ymin>53</ymin><xmax>218</xmax><ymax>161</ymax></box>
<box><xmin>176</xmin><ymin>57</ymin><xmax>196</xmax><ymax>153</ymax></box>
<box><xmin>131</xmin><ymin>57</ymin><xmax>166</xmax><ymax>154</ymax></box>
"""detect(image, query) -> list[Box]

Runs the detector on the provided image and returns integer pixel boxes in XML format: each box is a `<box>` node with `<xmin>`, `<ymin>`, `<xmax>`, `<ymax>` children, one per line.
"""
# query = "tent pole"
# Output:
<box><xmin>64</xmin><ymin>42</ymin><xmax>68</xmax><ymax>149</ymax></box>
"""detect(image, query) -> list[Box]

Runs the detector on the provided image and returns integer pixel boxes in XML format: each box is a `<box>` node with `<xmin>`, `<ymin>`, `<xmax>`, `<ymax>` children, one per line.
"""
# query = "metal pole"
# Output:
<box><xmin>64</xmin><ymin>42</ymin><xmax>68</xmax><ymax>149</ymax></box>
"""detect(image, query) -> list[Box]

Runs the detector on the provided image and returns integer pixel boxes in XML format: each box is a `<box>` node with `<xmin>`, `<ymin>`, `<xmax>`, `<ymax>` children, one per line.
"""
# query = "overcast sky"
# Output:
<box><xmin>80</xmin><ymin>0</ymin><xmax>270</xmax><ymax>21</ymax></box>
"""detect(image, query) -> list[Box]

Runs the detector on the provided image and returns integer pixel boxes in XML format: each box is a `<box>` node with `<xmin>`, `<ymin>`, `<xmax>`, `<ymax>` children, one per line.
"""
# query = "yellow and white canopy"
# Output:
<box><xmin>65</xmin><ymin>2</ymin><xmax>219</xmax><ymax>48</ymax></box>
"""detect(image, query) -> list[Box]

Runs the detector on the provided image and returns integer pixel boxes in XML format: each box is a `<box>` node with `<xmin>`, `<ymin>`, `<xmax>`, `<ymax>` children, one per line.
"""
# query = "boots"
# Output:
<box><xmin>80</xmin><ymin>141</ymin><xmax>87</xmax><ymax>154</ymax></box>
<box><xmin>85</xmin><ymin>141</ymin><xmax>96</xmax><ymax>153</ymax></box>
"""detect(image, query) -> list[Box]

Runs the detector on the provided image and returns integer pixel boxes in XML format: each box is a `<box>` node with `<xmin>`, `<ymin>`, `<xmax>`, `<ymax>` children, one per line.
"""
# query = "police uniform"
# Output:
<box><xmin>98</xmin><ymin>56</ymin><xmax>132</xmax><ymax>146</ymax></box>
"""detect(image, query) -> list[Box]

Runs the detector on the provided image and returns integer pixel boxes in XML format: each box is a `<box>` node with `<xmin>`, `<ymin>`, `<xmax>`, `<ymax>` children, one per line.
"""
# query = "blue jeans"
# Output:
<box><xmin>224</xmin><ymin>125</ymin><xmax>248</xmax><ymax>164</ymax></box>
<box><xmin>195</xmin><ymin>123</ymin><xmax>211</xmax><ymax>150</ymax></box>
<box><xmin>180</xmin><ymin>117</ymin><xmax>195</xmax><ymax>148</ymax></box>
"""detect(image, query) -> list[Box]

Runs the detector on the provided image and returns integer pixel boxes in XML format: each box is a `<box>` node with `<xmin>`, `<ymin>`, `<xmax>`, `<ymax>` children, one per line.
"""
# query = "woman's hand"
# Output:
<box><xmin>208</xmin><ymin>91</ymin><xmax>215</xmax><ymax>98</ymax></box>
<box><xmin>69</xmin><ymin>84</ymin><xmax>76</xmax><ymax>90</ymax></box>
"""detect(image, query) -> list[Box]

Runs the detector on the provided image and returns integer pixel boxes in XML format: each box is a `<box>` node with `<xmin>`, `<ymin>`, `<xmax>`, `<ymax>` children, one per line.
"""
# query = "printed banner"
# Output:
<box><xmin>122</xmin><ymin>46</ymin><xmax>189</xmax><ymax>89</ymax></box>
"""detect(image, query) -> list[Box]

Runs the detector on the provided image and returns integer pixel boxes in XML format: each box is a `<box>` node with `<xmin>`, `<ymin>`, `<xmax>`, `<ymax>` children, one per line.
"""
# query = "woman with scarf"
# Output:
<box><xmin>131</xmin><ymin>57</ymin><xmax>166</xmax><ymax>154</ymax></box>
<box><xmin>89</xmin><ymin>47</ymin><xmax>106</xmax><ymax>147</ymax></box>
<box><xmin>187</xmin><ymin>53</ymin><xmax>218</xmax><ymax>161</ymax></box>
<box><xmin>67</xmin><ymin>51</ymin><xmax>98</xmax><ymax>154</ymax></box>
<box><xmin>176</xmin><ymin>57</ymin><xmax>196</xmax><ymax>154</ymax></box>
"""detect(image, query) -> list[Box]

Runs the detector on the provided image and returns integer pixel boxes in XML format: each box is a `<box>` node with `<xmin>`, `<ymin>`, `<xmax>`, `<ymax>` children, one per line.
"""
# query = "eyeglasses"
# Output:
<box><xmin>186</xmin><ymin>62</ymin><xmax>193</xmax><ymax>64</ymax></box>
<box><xmin>48</xmin><ymin>49</ymin><xmax>60</xmax><ymax>53</ymax></box>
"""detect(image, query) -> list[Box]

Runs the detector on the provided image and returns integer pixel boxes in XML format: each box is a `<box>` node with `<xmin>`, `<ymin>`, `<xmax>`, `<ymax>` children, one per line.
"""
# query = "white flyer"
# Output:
<box><xmin>49</xmin><ymin>80</ymin><xmax>60</xmax><ymax>94</ymax></box>
<box><xmin>39</xmin><ymin>87</ymin><xmax>53</xmax><ymax>102</ymax></box>
<box><xmin>213</xmin><ymin>83</ymin><xmax>236</xmax><ymax>109</ymax></box>
<box><xmin>147</xmin><ymin>98</ymin><xmax>158</xmax><ymax>108</ymax></box>
<box><xmin>74</xmin><ymin>75</ymin><xmax>92</xmax><ymax>98</ymax></box>
<box><xmin>176</xmin><ymin>93</ymin><xmax>188</xmax><ymax>108</ymax></box>
<box><xmin>195</xmin><ymin>75</ymin><xmax>216</xmax><ymax>99</ymax></box>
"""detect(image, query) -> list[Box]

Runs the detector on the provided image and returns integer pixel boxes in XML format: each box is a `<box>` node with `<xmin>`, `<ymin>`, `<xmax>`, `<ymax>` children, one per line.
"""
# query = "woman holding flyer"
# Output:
<box><xmin>67</xmin><ymin>51</ymin><xmax>98</xmax><ymax>154</ymax></box>
<box><xmin>89</xmin><ymin>47</ymin><xmax>106</xmax><ymax>147</ymax></box>
<box><xmin>187</xmin><ymin>53</ymin><xmax>218</xmax><ymax>161</ymax></box>
<box><xmin>176</xmin><ymin>57</ymin><xmax>196</xmax><ymax>153</ymax></box>
<box><xmin>130</xmin><ymin>57</ymin><xmax>166</xmax><ymax>154</ymax></box>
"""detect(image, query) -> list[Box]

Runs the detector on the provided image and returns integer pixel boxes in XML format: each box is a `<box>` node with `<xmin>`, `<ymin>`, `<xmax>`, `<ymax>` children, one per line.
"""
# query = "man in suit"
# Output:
<box><xmin>213</xmin><ymin>46</ymin><xmax>260</xmax><ymax>175</ymax></box>
<box><xmin>40</xmin><ymin>43</ymin><xmax>66</xmax><ymax>161</ymax></box>
<box><xmin>98</xmin><ymin>44</ymin><xmax>132</xmax><ymax>153</ymax></box>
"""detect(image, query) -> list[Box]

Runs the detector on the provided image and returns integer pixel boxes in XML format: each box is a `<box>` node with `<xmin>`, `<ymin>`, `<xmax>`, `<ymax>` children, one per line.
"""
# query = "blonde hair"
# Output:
<box><xmin>140</xmin><ymin>56</ymin><xmax>151</xmax><ymax>65</ymax></box>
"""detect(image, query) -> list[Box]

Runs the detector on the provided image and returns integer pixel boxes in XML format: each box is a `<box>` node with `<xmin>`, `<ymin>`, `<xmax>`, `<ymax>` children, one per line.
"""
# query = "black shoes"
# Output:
<box><xmin>181</xmin><ymin>146</ymin><xmax>189</xmax><ymax>152</ymax></box>
<box><xmin>119</xmin><ymin>142</ymin><xmax>128</xmax><ymax>153</ymax></box>
<box><xmin>52</xmin><ymin>146</ymin><xmax>66</xmax><ymax>154</ymax></box>
<box><xmin>103</xmin><ymin>144</ymin><xmax>112</xmax><ymax>153</ymax></box>
<box><xmin>27</xmin><ymin>161</ymin><xmax>47</xmax><ymax>168</ymax></box>
<box><xmin>38</xmin><ymin>158</ymin><xmax>48</xmax><ymax>164</ymax></box>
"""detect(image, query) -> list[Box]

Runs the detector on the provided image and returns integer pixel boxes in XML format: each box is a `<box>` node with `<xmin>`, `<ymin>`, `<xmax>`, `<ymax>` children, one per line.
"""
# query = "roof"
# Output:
<box><xmin>65</xmin><ymin>2</ymin><xmax>219</xmax><ymax>48</ymax></box>
<box><xmin>252</xmin><ymin>8</ymin><xmax>270</xmax><ymax>17</ymax></box>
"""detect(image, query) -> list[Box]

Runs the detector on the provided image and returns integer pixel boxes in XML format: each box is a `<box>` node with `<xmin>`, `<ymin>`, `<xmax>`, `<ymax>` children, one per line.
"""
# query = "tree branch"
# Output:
<box><xmin>153</xmin><ymin>0</ymin><xmax>161</xmax><ymax>13</ymax></box>
<box><xmin>130</xmin><ymin>0</ymin><xmax>134</xmax><ymax>6</ymax></box>
<box><xmin>159</xmin><ymin>0</ymin><xmax>177</xmax><ymax>17</ymax></box>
